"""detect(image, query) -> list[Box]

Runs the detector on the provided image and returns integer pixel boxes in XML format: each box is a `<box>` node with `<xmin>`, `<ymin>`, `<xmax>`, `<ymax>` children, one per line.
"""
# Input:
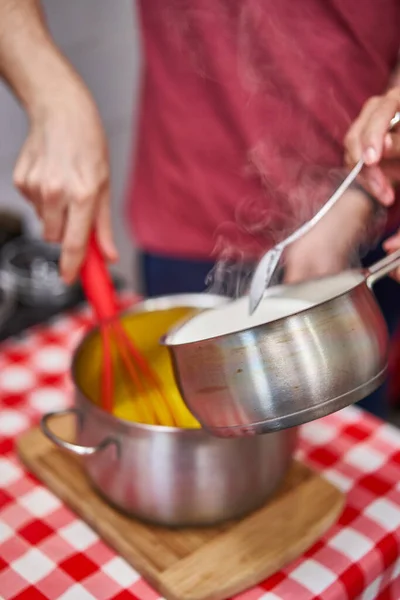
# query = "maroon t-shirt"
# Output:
<box><xmin>126</xmin><ymin>0</ymin><xmax>400</xmax><ymax>260</ymax></box>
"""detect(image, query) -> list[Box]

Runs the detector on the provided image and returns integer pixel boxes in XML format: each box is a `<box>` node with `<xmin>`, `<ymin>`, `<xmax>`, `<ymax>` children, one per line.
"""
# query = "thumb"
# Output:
<box><xmin>95</xmin><ymin>187</ymin><xmax>119</xmax><ymax>263</ymax></box>
<box><xmin>382</xmin><ymin>132</ymin><xmax>400</xmax><ymax>159</ymax></box>
<box><xmin>383</xmin><ymin>230</ymin><xmax>400</xmax><ymax>252</ymax></box>
<box><xmin>382</xmin><ymin>232</ymin><xmax>400</xmax><ymax>281</ymax></box>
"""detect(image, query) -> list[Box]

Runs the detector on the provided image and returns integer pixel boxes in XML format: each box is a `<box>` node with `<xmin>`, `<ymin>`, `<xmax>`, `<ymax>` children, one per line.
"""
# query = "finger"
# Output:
<box><xmin>95</xmin><ymin>186</ymin><xmax>119</xmax><ymax>262</ymax></box>
<box><xmin>357</xmin><ymin>165</ymin><xmax>395</xmax><ymax>206</ymax></box>
<box><xmin>387</xmin><ymin>266</ymin><xmax>400</xmax><ymax>282</ymax></box>
<box><xmin>384</xmin><ymin>133</ymin><xmax>393</xmax><ymax>153</ymax></box>
<box><xmin>13</xmin><ymin>151</ymin><xmax>41</xmax><ymax>207</ymax></box>
<box><xmin>383</xmin><ymin>232</ymin><xmax>400</xmax><ymax>252</ymax></box>
<box><xmin>382</xmin><ymin>132</ymin><xmax>400</xmax><ymax>159</ymax></box>
<box><xmin>380</xmin><ymin>158</ymin><xmax>400</xmax><ymax>185</ymax></box>
<box><xmin>24</xmin><ymin>166</ymin><xmax>49</xmax><ymax>225</ymax></box>
<box><xmin>39</xmin><ymin>172</ymin><xmax>70</xmax><ymax>243</ymax></box>
<box><xmin>344</xmin><ymin>97</ymin><xmax>381</xmax><ymax>166</ymax></box>
<box><xmin>60</xmin><ymin>187</ymin><xmax>98</xmax><ymax>284</ymax></box>
<box><xmin>40</xmin><ymin>200</ymin><xmax>66</xmax><ymax>244</ymax></box>
<box><xmin>13</xmin><ymin>156</ymin><xmax>31</xmax><ymax>196</ymax></box>
<box><xmin>382</xmin><ymin>234</ymin><xmax>400</xmax><ymax>282</ymax></box>
<box><xmin>359</xmin><ymin>90</ymin><xmax>400</xmax><ymax>164</ymax></box>
<box><xmin>13</xmin><ymin>136</ymin><xmax>36</xmax><ymax>188</ymax></box>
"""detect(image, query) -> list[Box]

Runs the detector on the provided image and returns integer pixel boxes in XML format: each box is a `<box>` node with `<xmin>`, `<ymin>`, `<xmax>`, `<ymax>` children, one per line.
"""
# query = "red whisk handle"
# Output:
<box><xmin>81</xmin><ymin>233</ymin><xmax>119</xmax><ymax>322</ymax></box>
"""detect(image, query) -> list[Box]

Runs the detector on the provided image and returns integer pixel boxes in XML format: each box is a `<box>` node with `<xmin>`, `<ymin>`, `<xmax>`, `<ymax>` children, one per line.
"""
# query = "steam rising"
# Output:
<box><xmin>206</xmin><ymin>166</ymin><xmax>387</xmax><ymax>298</ymax></box>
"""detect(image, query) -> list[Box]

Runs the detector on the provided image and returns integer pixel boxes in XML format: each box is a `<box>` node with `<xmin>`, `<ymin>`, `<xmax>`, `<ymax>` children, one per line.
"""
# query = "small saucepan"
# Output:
<box><xmin>164</xmin><ymin>250</ymin><xmax>400</xmax><ymax>437</ymax></box>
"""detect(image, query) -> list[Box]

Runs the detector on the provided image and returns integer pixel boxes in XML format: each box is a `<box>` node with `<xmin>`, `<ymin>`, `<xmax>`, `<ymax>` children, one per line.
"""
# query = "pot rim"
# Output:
<box><xmin>163</xmin><ymin>271</ymin><xmax>369</xmax><ymax>348</ymax></box>
<box><xmin>71</xmin><ymin>293</ymin><xmax>229</xmax><ymax>435</ymax></box>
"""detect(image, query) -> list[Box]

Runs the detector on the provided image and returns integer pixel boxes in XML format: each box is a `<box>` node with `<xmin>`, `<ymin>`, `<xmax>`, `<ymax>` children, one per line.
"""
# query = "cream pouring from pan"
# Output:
<box><xmin>164</xmin><ymin>249</ymin><xmax>400</xmax><ymax>436</ymax></box>
<box><xmin>248</xmin><ymin>111</ymin><xmax>400</xmax><ymax>315</ymax></box>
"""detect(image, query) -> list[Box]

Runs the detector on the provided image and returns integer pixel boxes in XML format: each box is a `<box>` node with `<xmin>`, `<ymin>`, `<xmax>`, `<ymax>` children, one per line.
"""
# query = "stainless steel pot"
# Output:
<box><xmin>40</xmin><ymin>294</ymin><xmax>297</xmax><ymax>527</ymax></box>
<box><xmin>164</xmin><ymin>251</ymin><xmax>400</xmax><ymax>437</ymax></box>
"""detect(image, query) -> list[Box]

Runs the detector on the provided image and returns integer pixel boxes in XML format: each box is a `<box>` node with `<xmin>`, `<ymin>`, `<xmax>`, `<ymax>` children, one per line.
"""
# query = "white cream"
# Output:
<box><xmin>166</xmin><ymin>268</ymin><xmax>365</xmax><ymax>345</ymax></box>
<box><xmin>167</xmin><ymin>296</ymin><xmax>313</xmax><ymax>344</ymax></box>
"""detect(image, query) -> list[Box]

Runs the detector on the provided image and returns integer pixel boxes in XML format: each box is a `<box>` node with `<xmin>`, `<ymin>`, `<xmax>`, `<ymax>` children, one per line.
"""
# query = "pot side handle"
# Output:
<box><xmin>41</xmin><ymin>408</ymin><xmax>118</xmax><ymax>457</ymax></box>
<box><xmin>366</xmin><ymin>248</ymin><xmax>400</xmax><ymax>288</ymax></box>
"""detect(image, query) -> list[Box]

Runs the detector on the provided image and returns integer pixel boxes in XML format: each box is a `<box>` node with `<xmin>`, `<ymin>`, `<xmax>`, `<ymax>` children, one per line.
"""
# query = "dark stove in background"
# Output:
<box><xmin>0</xmin><ymin>211</ymin><xmax>125</xmax><ymax>342</ymax></box>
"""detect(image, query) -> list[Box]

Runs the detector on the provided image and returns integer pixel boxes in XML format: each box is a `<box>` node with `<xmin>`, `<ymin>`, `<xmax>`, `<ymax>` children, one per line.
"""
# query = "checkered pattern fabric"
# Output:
<box><xmin>1</xmin><ymin>305</ymin><xmax>400</xmax><ymax>599</ymax></box>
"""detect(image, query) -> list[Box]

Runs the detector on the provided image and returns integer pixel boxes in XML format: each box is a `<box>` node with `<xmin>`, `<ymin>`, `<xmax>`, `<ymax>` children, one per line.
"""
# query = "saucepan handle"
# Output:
<box><xmin>365</xmin><ymin>248</ymin><xmax>400</xmax><ymax>288</ymax></box>
<box><xmin>41</xmin><ymin>408</ymin><xmax>118</xmax><ymax>457</ymax></box>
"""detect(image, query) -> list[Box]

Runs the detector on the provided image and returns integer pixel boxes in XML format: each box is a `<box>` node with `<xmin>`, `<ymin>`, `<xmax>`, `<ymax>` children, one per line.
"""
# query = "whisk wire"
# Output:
<box><xmin>115</xmin><ymin>324</ymin><xmax>179</xmax><ymax>426</ymax></box>
<box><xmin>100</xmin><ymin>324</ymin><xmax>113</xmax><ymax>413</ymax></box>
<box><xmin>113</xmin><ymin>324</ymin><xmax>161</xmax><ymax>424</ymax></box>
<box><xmin>82</xmin><ymin>233</ymin><xmax>181</xmax><ymax>426</ymax></box>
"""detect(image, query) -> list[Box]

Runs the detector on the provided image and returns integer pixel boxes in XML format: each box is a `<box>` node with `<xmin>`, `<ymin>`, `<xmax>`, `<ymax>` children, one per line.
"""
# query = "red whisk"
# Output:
<box><xmin>80</xmin><ymin>233</ymin><xmax>176</xmax><ymax>423</ymax></box>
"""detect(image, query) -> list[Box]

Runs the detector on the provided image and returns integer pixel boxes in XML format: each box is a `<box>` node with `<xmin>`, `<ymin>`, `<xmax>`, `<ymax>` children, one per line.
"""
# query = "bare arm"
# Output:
<box><xmin>0</xmin><ymin>0</ymin><xmax>117</xmax><ymax>282</ymax></box>
<box><xmin>0</xmin><ymin>1</ymin><xmax>72</xmax><ymax>112</ymax></box>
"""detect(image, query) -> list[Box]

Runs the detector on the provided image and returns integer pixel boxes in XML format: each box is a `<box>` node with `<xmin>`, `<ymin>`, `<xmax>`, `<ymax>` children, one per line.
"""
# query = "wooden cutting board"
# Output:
<box><xmin>17</xmin><ymin>416</ymin><xmax>345</xmax><ymax>600</ymax></box>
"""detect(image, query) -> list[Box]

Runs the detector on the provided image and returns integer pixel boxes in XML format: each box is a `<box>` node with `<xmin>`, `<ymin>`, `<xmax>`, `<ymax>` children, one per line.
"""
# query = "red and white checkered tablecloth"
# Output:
<box><xmin>1</xmin><ymin>307</ymin><xmax>400</xmax><ymax>600</ymax></box>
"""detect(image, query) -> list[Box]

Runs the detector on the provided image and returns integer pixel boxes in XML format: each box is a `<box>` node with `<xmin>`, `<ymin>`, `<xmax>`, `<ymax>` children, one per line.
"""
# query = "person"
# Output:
<box><xmin>0</xmin><ymin>0</ymin><xmax>118</xmax><ymax>284</ymax></box>
<box><xmin>1</xmin><ymin>0</ymin><xmax>400</xmax><ymax>417</ymax></box>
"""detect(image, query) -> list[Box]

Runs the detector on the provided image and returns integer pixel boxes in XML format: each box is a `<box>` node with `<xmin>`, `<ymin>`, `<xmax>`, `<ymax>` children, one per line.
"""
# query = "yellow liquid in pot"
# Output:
<box><xmin>75</xmin><ymin>306</ymin><xmax>201</xmax><ymax>428</ymax></box>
